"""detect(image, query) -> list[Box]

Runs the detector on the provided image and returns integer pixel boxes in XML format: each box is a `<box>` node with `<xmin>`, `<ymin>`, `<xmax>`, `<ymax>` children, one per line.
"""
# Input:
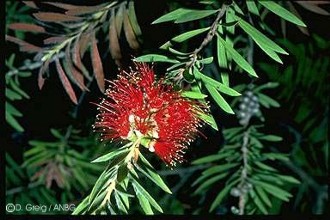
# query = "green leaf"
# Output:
<box><xmin>192</xmin><ymin>152</ymin><xmax>231</xmax><ymax>165</ymax></box>
<box><xmin>199</xmin><ymin>57</ymin><xmax>213</xmax><ymax>65</ymax></box>
<box><xmin>134</xmin><ymin>54</ymin><xmax>179</xmax><ymax>63</ymax></box>
<box><xmin>50</xmin><ymin>128</ymin><xmax>63</xmax><ymax>139</ymax></box>
<box><xmin>138</xmin><ymin>153</ymin><xmax>172</xmax><ymax>194</ymax></box>
<box><xmin>257</xmin><ymin>93</ymin><xmax>280</xmax><ymax>108</ymax></box>
<box><xmin>6</xmin><ymin>153</ymin><xmax>25</xmax><ymax>178</ymax></box>
<box><xmin>181</xmin><ymin>91</ymin><xmax>207</xmax><ymax>99</ymax></box>
<box><xmin>198</xmin><ymin>72</ymin><xmax>241</xmax><ymax>96</ymax></box>
<box><xmin>247</xmin><ymin>1</ymin><xmax>260</xmax><ymax>16</ymax></box>
<box><xmin>133</xmin><ymin>184</ymin><xmax>153</xmax><ymax>214</ymax></box>
<box><xmin>260</xmin><ymin>45</ymin><xmax>283</xmax><ymax>64</ymax></box>
<box><xmin>218</xmin><ymin>36</ymin><xmax>258</xmax><ymax>77</ymax></box>
<box><xmin>253</xmin><ymin>82</ymin><xmax>279</xmax><ymax>92</ymax></box>
<box><xmin>263</xmin><ymin>153</ymin><xmax>289</xmax><ymax>161</ymax></box>
<box><xmin>72</xmin><ymin>167</ymin><xmax>89</xmax><ymax>191</ymax></box>
<box><xmin>131</xmin><ymin>176</ymin><xmax>163</xmax><ymax>213</ymax></box>
<box><xmin>175</xmin><ymin>10</ymin><xmax>218</xmax><ymax>23</ymax></box>
<box><xmin>88</xmin><ymin>168</ymin><xmax>114</xmax><ymax>206</ymax></box>
<box><xmin>255</xmin><ymin>174</ymin><xmax>283</xmax><ymax>186</ymax></box>
<box><xmin>91</xmin><ymin>147</ymin><xmax>130</xmax><ymax>163</ymax></box>
<box><xmin>9</xmin><ymin>79</ymin><xmax>30</xmax><ymax>99</ymax></box>
<box><xmin>254</xmin><ymin>161</ymin><xmax>277</xmax><ymax>172</ymax></box>
<box><xmin>194</xmin><ymin>173</ymin><xmax>228</xmax><ymax>194</ymax></box>
<box><xmin>209</xmin><ymin>179</ymin><xmax>239</xmax><ymax>212</ymax></box>
<box><xmin>117</xmin><ymin>164</ymin><xmax>128</xmax><ymax>183</ymax></box>
<box><xmin>6</xmin><ymin>88</ymin><xmax>22</xmax><ymax>101</ymax></box>
<box><xmin>223</xmin><ymin>127</ymin><xmax>244</xmax><ymax>139</ymax></box>
<box><xmin>252</xmin><ymin>179</ymin><xmax>292</xmax><ymax>202</ymax></box>
<box><xmin>257</xmin><ymin>181</ymin><xmax>292</xmax><ymax>202</ymax></box>
<box><xmin>202</xmin><ymin>163</ymin><xmax>239</xmax><ymax>176</ymax></box>
<box><xmin>255</xmin><ymin>185</ymin><xmax>272</xmax><ymax>207</ymax></box>
<box><xmin>114</xmin><ymin>192</ymin><xmax>128</xmax><ymax>214</ymax></box>
<box><xmin>6</xmin><ymin>111</ymin><xmax>24</xmax><ymax>132</ymax></box>
<box><xmin>277</xmin><ymin>175</ymin><xmax>300</xmax><ymax>184</ymax></box>
<box><xmin>160</xmin><ymin>27</ymin><xmax>210</xmax><ymax>49</ymax></box>
<box><xmin>250</xmin><ymin>189</ymin><xmax>268</xmax><ymax>214</ymax></box>
<box><xmin>258</xmin><ymin>1</ymin><xmax>306</xmax><ymax>27</ymax></box>
<box><xmin>258</xmin><ymin>135</ymin><xmax>283</xmax><ymax>142</ymax></box>
<box><xmin>197</xmin><ymin>111</ymin><xmax>218</xmax><ymax>131</ymax></box>
<box><xmin>205</xmin><ymin>84</ymin><xmax>234</xmax><ymax>114</ymax></box>
<box><xmin>116</xmin><ymin>191</ymin><xmax>130</xmax><ymax>212</ymax></box>
<box><xmin>6</xmin><ymin>102</ymin><xmax>22</xmax><ymax>117</ymax></box>
<box><xmin>225</xmin><ymin>6</ymin><xmax>236</xmax><ymax>34</ymax></box>
<box><xmin>216</xmin><ymin>33</ymin><xmax>229</xmax><ymax>86</ymax></box>
<box><xmin>238</xmin><ymin>17</ymin><xmax>288</xmax><ymax>55</ymax></box>
<box><xmin>152</xmin><ymin>8</ymin><xmax>193</xmax><ymax>24</ymax></box>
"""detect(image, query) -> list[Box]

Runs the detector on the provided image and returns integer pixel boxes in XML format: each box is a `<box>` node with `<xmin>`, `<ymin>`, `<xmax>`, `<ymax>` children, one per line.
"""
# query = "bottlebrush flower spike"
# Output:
<box><xmin>93</xmin><ymin>63</ymin><xmax>208</xmax><ymax>166</ymax></box>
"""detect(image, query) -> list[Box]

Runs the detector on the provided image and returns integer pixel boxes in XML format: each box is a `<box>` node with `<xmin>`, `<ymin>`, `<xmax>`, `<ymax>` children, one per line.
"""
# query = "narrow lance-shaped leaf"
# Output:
<box><xmin>199</xmin><ymin>73</ymin><xmax>241</xmax><ymax>96</ymax></box>
<box><xmin>237</xmin><ymin>16</ymin><xmax>288</xmax><ymax>56</ymax></box>
<box><xmin>255</xmin><ymin>185</ymin><xmax>272</xmax><ymax>207</ymax></box>
<box><xmin>257</xmin><ymin>93</ymin><xmax>280</xmax><ymax>108</ymax></box>
<box><xmin>181</xmin><ymin>91</ymin><xmax>207</xmax><ymax>99</ymax></box>
<box><xmin>33</xmin><ymin>12</ymin><xmax>83</xmax><ymax>22</ymax></box>
<box><xmin>218</xmin><ymin>35</ymin><xmax>258</xmax><ymax>77</ymax></box>
<box><xmin>73</xmin><ymin>36</ymin><xmax>92</xmax><ymax>81</ymax></box>
<box><xmin>209</xmin><ymin>179</ymin><xmax>239</xmax><ymax>212</ymax></box>
<box><xmin>109</xmin><ymin>11</ymin><xmax>122</xmax><ymax>62</ymax></box>
<box><xmin>296</xmin><ymin>1</ymin><xmax>330</xmax><ymax>16</ymax></box>
<box><xmin>8</xmin><ymin>23</ymin><xmax>46</xmax><ymax>33</ymax></box>
<box><xmin>128</xmin><ymin>1</ymin><xmax>143</xmax><ymax>39</ymax></box>
<box><xmin>192</xmin><ymin>152</ymin><xmax>230</xmax><ymax>165</ymax></box>
<box><xmin>91</xmin><ymin>148</ymin><xmax>130</xmax><ymax>163</ymax></box>
<box><xmin>152</xmin><ymin>8</ymin><xmax>193</xmax><ymax>24</ymax></box>
<box><xmin>258</xmin><ymin>1</ymin><xmax>307</xmax><ymax>27</ymax></box>
<box><xmin>64</xmin><ymin>45</ymin><xmax>89</xmax><ymax>91</ymax></box>
<box><xmin>175</xmin><ymin>10</ymin><xmax>218</xmax><ymax>23</ymax></box>
<box><xmin>205</xmin><ymin>84</ymin><xmax>234</xmax><ymax>114</ymax></box>
<box><xmin>65</xmin><ymin>4</ymin><xmax>110</xmax><ymax>16</ymax></box>
<box><xmin>252</xmin><ymin>179</ymin><xmax>292</xmax><ymax>202</ymax></box>
<box><xmin>123</xmin><ymin>8</ymin><xmax>140</xmax><ymax>50</ymax></box>
<box><xmin>217</xmin><ymin>31</ymin><xmax>229</xmax><ymax>86</ymax></box>
<box><xmin>134</xmin><ymin>54</ymin><xmax>179</xmax><ymax>63</ymax></box>
<box><xmin>55</xmin><ymin>58</ymin><xmax>78</xmax><ymax>104</ymax></box>
<box><xmin>249</xmin><ymin>189</ymin><xmax>268</xmax><ymax>214</ymax></box>
<box><xmin>161</xmin><ymin>27</ymin><xmax>210</xmax><ymax>50</ymax></box>
<box><xmin>138</xmin><ymin>153</ymin><xmax>172</xmax><ymax>194</ymax></box>
<box><xmin>6</xmin><ymin>111</ymin><xmax>24</xmax><ymax>132</ymax></box>
<box><xmin>199</xmin><ymin>57</ymin><xmax>213</xmax><ymax>65</ymax></box>
<box><xmin>91</xmin><ymin>34</ymin><xmax>105</xmax><ymax>93</ymax></box>
<box><xmin>202</xmin><ymin>163</ymin><xmax>240</xmax><ymax>176</ymax></box>
<box><xmin>194</xmin><ymin>173</ymin><xmax>228</xmax><ymax>194</ymax></box>
<box><xmin>115</xmin><ymin>3</ymin><xmax>125</xmax><ymax>37</ymax></box>
<box><xmin>197</xmin><ymin>111</ymin><xmax>218</xmax><ymax>131</ymax></box>
<box><xmin>6</xmin><ymin>35</ymin><xmax>41</xmax><ymax>53</ymax></box>
<box><xmin>133</xmin><ymin>183</ymin><xmax>153</xmax><ymax>214</ymax></box>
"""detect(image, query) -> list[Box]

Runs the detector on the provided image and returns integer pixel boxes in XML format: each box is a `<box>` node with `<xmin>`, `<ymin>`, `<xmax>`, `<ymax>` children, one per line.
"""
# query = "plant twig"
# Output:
<box><xmin>238</xmin><ymin>128</ymin><xmax>250</xmax><ymax>215</ymax></box>
<box><xmin>6</xmin><ymin>52</ymin><xmax>65</xmax><ymax>77</ymax></box>
<box><xmin>186</xmin><ymin>3</ymin><xmax>228</xmax><ymax>70</ymax></box>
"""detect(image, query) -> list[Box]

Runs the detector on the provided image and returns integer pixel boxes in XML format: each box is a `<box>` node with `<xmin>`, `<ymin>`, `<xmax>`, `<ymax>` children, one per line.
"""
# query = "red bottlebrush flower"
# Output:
<box><xmin>93</xmin><ymin>63</ymin><xmax>207</xmax><ymax>166</ymax></box>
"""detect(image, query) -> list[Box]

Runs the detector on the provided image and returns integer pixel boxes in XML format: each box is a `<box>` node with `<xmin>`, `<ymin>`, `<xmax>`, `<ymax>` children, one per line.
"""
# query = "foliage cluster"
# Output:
<box><xmin>5</xmin><ymin>0</ymin><xmax>329</xmax><ymax>215</ymax></box>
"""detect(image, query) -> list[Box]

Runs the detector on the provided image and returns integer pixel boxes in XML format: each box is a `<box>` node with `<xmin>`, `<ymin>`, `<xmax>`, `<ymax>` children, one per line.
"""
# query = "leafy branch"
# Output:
<box><xmin>6</xmin><ymin>1</ymin><xmax>143</xmax><ymax>101</ymax></box>
<box><xmin>73</xmin><ymin>142</ymin><xmax>172</xmax><ymax>214</ymax></box>
<box><xmin>192</xmin><ymin>84</ymin><xmax>299</xmax><ymax>214</ymax></box>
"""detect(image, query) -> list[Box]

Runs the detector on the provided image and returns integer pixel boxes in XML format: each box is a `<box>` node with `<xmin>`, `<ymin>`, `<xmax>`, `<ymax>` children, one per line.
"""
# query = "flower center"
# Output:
<box><xmin>125</xmin><ymin>114</ymin><xmax>159</xmax><ymax>152</ymax></box>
